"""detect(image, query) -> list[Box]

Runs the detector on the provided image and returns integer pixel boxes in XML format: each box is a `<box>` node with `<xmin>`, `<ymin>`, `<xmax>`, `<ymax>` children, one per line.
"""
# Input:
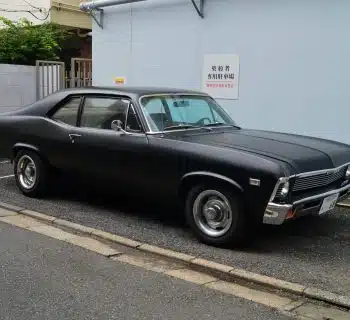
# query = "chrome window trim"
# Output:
<box><xmin>67</xmin><ymin>96</ymin><xmax>147</xmax><ymax>138</ymax></box>
<box><xmin>125</xmin><ymin>102</ymin><xmax>145</xmax><ymax>135</ymax></box>
<box><xmin>138</xmin><ymin>93</ymin><xmax>236</xmax><ymax>134</ymax></box>
<box><xmin>144</xmin><ymin>125</ymin><xmax>237</xmax><ymax>135</ymax></box>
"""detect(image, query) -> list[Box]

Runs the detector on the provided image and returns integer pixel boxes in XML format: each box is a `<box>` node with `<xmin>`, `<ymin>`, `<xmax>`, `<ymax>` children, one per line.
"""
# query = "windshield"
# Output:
<box><xmin>140</xmin><ymin>94</ymin><xmax>236</xmax><ymax>132</ymax></box>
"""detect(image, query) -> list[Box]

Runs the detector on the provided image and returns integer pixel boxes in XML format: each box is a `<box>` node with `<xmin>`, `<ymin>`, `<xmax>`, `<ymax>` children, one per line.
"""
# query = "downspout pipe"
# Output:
<box><xmin>80</xmin><ymin>0</ymin><xmax>146</xmax><ymax>11</ymax></box>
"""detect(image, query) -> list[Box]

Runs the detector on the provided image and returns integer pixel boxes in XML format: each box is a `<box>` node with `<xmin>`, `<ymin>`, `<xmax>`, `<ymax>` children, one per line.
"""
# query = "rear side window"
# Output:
<box><xmin>51</xmin><ymin>97</ymin><xmax>81</xmax><ymax>126</ymax></box>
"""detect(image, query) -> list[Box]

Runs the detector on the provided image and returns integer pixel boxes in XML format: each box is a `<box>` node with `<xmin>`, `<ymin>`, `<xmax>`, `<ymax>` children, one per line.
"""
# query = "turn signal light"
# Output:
<box><xmin>286</xmin><ymin>209</ymin><xmax>296</xmax><ymax>220</ymax></box>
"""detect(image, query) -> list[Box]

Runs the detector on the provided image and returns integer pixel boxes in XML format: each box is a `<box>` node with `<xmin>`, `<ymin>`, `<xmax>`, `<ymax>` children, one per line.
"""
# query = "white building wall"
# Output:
<box><xmin>92</xmin><ymin>0</ymin><xmax>350</xmax><ymax>144</ymax></box>
<box><xmin>0</xmin><ymin>0</ymin><xmax>50</xmax><ymax>24</ymax></box>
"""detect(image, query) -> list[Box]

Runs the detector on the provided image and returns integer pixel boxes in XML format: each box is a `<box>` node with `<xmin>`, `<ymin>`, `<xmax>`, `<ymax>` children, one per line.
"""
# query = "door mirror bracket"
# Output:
<box><xmin>111</xmin><ymin>119</ymin><xmax>123</xmax><ymax>131</ymax></box>
<box><xmin>111</xmin><ymin>120</ymin><xmax>133</xmax><ymax>135</ymax></box>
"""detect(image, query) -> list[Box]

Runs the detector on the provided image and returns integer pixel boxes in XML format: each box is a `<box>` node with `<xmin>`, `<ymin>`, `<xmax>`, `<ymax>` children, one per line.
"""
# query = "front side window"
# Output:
<box><xmin>81</xmin><ymin>97</ymin><xmax>129</xmax><ymax>130</ymax></box>
<box><xmin>139</xmin><ymin>97</ymin><xmax>169</xmax><ymax>131</ymax></box>
<box><xmin>51</xmin><ymin>97</ymin><xmax>81</xmax><ymax>126</ymax></box>
<box><xmin>80</xmin><ymin>96</ymin><xmax>143</xmax><ymax>132</ymax></box>
<box><xmin>140</xmin><ymin>94</ymin><xmax>235</xmax><ymax>132</ymax></box>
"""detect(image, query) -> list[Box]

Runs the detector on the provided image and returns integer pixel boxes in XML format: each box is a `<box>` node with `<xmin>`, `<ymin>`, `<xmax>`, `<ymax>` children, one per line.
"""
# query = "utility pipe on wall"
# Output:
<box><xmin>80</xmin><ymin>0</ymin><xmax>146</xmax><ymax>11</ymax></box>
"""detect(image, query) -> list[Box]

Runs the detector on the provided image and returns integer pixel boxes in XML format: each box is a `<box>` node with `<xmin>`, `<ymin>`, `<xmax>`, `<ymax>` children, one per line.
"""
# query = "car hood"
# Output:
<box><xmin>172</xmin><ymin>128</ymin><xmax>350</xmax><ymax>174</ymax></box>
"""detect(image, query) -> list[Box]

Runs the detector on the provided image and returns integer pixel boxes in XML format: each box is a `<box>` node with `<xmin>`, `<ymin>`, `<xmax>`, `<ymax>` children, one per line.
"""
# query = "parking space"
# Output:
<box><xmin>0</xmin><ymin>160</ymin><xmax>13</xmax><ymax>179</ymax></box>
<box><xmin>0</xmin><ymin>160</ymin><xmax>349</xmax><ymax>297</ymax></box>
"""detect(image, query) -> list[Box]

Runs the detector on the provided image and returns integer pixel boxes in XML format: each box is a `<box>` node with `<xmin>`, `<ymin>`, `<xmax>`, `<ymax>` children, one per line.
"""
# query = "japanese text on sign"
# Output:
<box><xmin>202</xmin><ymin>54</ymin><xmax>240</xmax><ymax>99</ymax></box>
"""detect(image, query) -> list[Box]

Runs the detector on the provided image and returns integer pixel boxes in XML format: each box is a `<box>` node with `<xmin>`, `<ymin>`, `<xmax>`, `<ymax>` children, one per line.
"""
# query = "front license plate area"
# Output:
<box><xmin>319</xmin><ymin>193</ymin><xmax>339</xmax><ymax>215</ymax></box>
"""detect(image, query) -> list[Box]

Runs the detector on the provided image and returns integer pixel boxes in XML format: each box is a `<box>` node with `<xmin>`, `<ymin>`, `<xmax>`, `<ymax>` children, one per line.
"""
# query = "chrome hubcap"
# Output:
<box><xmin>193</xmin><ymin>190</ymin><xmax>233</xmax><ymax>238</ymax></box>
<box><xmin>17</xmin><ymin>155</ymin><xmax>37</xmax><ymax>189</ymax></box>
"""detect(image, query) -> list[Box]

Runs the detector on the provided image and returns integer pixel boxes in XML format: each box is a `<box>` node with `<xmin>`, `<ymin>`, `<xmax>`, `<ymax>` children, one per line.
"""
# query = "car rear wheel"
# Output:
<box><xmin>185</xmin><ymin>183</ymin><xmax>247</xmax><ymax>247</ymax></box>
<box><xmin>14</xmin><ymin>150</ymin><xmax>49</xmax><ymax>198</ymax></box>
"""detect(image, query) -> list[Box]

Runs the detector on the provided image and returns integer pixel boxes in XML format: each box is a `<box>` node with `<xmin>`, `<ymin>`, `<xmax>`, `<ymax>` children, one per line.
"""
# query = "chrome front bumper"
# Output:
<box><xmin>263</xmin><ymin>183</ymin><xmax>350</xmax><ymax>225</ymax></box>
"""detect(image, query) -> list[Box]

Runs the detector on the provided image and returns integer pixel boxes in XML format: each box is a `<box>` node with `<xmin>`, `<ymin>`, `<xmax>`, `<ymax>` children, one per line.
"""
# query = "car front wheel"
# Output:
<box><xmin>14</xmin><ymin>150</ymin><xmax>49</xmax><ymax>198</ymax></box>
<box><xmin>185</xmin><ymin>183</ymin><xmax>247</xmax><ymax>247</ymax></box>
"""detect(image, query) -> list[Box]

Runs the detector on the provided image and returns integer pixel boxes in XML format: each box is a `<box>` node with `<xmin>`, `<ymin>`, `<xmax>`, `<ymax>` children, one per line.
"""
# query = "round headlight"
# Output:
<box><xmin>280</xmin><ymin>181</ymin><xmax>290</xmax><ymax>197</ymax></box>
<box><xmin>346</xmin><ymin>165</ymin><xmax>350</xmax><ymax>180</ymax></box>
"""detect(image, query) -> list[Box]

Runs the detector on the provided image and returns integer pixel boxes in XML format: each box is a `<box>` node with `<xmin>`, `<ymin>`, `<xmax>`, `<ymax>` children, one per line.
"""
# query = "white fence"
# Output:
<box><xmin>36</xmin><ymin>61</ymin><xmax>65</xmax><ymax>100</ymax></box>
<box><xmin>0</xmin><ymin>64</ymin><xmax>37</xmax><ymax>112</ymax></box>
<box><xmin>0</xmin><ymin>59</ymin><xmax>92</xmax><ymax>113</ymax></box>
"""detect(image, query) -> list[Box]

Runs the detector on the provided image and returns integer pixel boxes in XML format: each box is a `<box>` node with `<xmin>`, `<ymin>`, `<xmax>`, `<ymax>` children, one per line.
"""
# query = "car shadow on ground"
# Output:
<box><xmin>48</xmin><ymin>176</ymin><xmax>350</xmax><ymax>253</ymax></box>
<box><xmin>51</xmin><ymin>177</ymin><xmax>188</xmax><ymax>227</ymax></box>
<box><xmin>0</xmin><ymin>163</ymin><xmax>348</xmax><ymax>254</ymax></box>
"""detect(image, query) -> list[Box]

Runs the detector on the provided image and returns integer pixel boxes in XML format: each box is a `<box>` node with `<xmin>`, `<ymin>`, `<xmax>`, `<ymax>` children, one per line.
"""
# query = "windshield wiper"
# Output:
<box><xmin>163</xmin><ymin>124</ymin><xmax>211</xmax><ymax>131</ymax></box>
<box><xmin>203</xmin><ymin>122</ymin><xmax>241</xmax><ymax>129</ymax></box>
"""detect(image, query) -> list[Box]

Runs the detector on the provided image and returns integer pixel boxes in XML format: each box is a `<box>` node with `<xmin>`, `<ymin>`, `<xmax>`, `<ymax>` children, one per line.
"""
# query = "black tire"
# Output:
<box><xmin>185</xmin><ymin>183</ymin><xmax>248</xmax><ymax>247</ymax></box>
<box><xmin>14</xmin><ymin>150</ymin><xmax>49</xmax><ymax>198</ymax></box>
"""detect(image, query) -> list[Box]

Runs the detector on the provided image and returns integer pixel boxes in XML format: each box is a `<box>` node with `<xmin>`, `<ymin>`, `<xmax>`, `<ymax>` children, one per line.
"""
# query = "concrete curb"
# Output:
<box><xmin>0</xmin><ymin>202</ymin><xmax>349</xmax><ymax>310</ymax></box>
<box><xmin>91</xmin><ymin>229</ymin><xmax>142</xmax><ymax>248</ymax></box>
<box><xmin>138</xmin><ymin>244</ymin><xmax>195</xmax><ymax>262</ymax></box>
<box><xmin>54</xmin><ymin>218</ymin><xmax>96</xmax><ymax>235</ymax></box>
<box><xmin>21</xmin><ymin>209</ymin><xmax>56</xmax><ymax>223</ymax></box>
<box><xmin>228</xmin><ymin>267</ymin><xmax>306</xmax><ymax>295</ymax></box>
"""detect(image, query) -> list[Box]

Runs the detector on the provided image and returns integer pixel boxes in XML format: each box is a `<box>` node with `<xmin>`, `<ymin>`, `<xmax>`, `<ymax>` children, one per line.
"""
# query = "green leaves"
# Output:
<box><xmin>0</xmin><ymin>17</ymin><xmax>72</xmax><ymax>65</ymax></box>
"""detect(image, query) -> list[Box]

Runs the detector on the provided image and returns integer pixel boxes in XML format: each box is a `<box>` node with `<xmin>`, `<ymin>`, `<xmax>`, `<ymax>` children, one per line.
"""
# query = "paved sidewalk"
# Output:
<box><xmin>0</xmin><ymin>222</ymin><xmax>290</xmax><ymax>320</ymax></box>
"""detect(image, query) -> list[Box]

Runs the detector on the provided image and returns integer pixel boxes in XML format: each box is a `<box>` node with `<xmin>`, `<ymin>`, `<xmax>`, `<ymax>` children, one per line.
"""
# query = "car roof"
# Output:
<box><xmin>9</xmin><ymin>86</ymin><xmax>210</xmax><ymax>117</ymax></box>
<box><xmin>58</xmin><ymin>86</ymin><xmax>208</xmax><ymax>97</ymax></box>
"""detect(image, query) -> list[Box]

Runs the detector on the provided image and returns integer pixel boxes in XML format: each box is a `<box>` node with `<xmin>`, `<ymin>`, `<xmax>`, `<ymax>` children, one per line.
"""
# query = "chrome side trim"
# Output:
<box><xmin>181</xmin><ymin>171</ymin><xmax>243</xmax><ymax>192</ymax></box>
<box><xmin>13</xmin><ymin>143</ymin><xmax>40</xmax><ymax>154</ymax></box>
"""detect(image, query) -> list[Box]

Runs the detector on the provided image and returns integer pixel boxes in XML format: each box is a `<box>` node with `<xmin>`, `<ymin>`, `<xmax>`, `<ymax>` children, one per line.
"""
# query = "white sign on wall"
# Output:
<box><xmin>201</xmin><ymin>54</ymin><xmax>240</xmax><ymax>100</ymax></box>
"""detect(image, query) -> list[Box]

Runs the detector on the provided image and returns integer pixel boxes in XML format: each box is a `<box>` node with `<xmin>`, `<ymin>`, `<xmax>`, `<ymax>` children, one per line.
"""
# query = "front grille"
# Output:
<box><xmin>292</xmin><ymin>167</ymin><xmax>346</xmax><ymax>192</ymax></box>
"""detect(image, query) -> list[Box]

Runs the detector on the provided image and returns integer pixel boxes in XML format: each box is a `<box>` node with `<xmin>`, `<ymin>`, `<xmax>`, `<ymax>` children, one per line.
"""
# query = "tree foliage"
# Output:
<box><xmin>0</xmin><ymin>17</ymin><xmax>72</xmax><ymax>65</ymax></box>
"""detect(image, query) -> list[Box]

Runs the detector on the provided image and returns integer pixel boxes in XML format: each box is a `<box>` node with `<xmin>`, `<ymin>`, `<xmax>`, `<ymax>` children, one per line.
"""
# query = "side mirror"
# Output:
<box><xmin>111</xmin><ymin>119</ymin><xmax>124</xmax><ymax>132</ymax></box>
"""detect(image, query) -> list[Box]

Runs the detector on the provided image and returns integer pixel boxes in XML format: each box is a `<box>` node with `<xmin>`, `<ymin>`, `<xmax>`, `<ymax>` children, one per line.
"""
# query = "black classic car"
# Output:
<box><xmin>0</xmin><ymin>87</ymin><xmax>349</xmax><ymax>246</ymax></box>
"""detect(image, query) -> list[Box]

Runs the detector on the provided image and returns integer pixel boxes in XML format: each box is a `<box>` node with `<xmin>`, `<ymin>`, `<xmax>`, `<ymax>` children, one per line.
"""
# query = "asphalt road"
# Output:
<box><xmin>0</xmin><ymin>221</ymin><xmax>290</xmax><ymax>320</ymax></box>
<box><xmin>0</xmin><ymin>161</ymin><xmax>349</xmax><ymax>297</ymax></box>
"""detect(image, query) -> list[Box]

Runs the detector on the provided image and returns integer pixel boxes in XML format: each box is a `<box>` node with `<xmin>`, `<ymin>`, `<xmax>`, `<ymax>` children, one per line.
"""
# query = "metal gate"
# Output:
<box><xmin>69</xmin><ymin>58</ymin><xmax>92</xmax><ymax>88</ymax></box>
<box><xmin>36</xmin><ymin>58</ymin><xmax>92</xmax><ymax>100</ymax></box>
<box><xmin>36</xmin><ymin>60</ymin><xmax>65</xmax><ymax>100</ymax></box>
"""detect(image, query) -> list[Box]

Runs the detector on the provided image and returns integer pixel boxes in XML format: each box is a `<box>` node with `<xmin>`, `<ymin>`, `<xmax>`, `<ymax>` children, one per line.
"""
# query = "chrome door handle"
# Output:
<box><xmin>69</xmin><ymin>133</ymin><xmax>82</xmax><ymax>143</ymax></box>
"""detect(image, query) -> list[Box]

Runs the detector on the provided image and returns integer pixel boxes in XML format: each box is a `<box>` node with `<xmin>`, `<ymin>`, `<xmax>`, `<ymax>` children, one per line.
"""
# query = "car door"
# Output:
<box><xmin>43</xmin><ymin>95</ymin><xmax>84</xmax><ymax>173</ymax></box>
<box><xmin>66</xmin><ymin>94</ymin><xmax>150</xmax><ymax>192</ymax></box>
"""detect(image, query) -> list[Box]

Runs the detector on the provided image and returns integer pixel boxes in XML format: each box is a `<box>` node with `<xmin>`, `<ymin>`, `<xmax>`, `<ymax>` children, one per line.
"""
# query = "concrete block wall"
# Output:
<box><xmin>0</xmin><ymin>64</ymin><xmax>37</xmax><ymax>113</ymax></box>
